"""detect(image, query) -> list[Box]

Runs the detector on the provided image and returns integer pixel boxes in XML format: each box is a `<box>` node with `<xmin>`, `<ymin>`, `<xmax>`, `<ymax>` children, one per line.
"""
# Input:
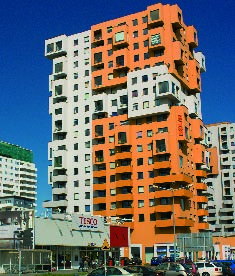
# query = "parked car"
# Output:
<box><xmin>195</xmin><ymin>261</ymin><xmax>223</xmax><ymax>276</ymax></box>
<box><xmin>212</xmin><ymin>262</ymin><xmax>234</xmax><ymax>276</ymax></box>
<box><xmin>129</xmin><ymin>257</ymin><xmax>142</xmax><ymax>265</ymax></box>
<box><xmin>127</xmin><ymin>265</ymin><xmax>159</xmax><ymax>276</ymax></box>
<box><xmin>87</xmin><ymin>266</ymin><xmax>143</xmax><ymax>276</ymax></box>
<box><xmin>212</xmin><ymin>261</ymin><xmax>235</xmax><ymax>275</ymax></box>
<box><xmin>151</xmin><ymin>257</ymin><xmax>162</xmax><ymax>266</ymax></box>
<box><xmin>153</xmin><ymin>262</ymin><xmax>192</xmax><ymax>276</ymax></box>
<box><xmin>180</xmin><ymin>261</ymin><xmax>200</xmax><ymax>276</ymax></box>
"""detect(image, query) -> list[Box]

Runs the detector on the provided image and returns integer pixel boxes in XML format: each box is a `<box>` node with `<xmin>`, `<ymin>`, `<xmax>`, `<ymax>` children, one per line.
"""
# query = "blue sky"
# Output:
<box><xmin>0</xmin><ymin>0</ymin><xmax>235</xmax><ymax>215</ymax></box>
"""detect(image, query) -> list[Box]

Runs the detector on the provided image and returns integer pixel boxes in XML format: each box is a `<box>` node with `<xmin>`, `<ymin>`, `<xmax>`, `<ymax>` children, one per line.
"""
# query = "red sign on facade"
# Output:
<box><xmin>178</xmin><ymin>115</ymin><xmax>184</xmax><ymax>136</ymax></box>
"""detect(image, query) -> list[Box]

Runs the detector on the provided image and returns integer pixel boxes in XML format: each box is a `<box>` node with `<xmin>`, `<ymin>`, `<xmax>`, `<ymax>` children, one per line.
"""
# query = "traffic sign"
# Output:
<box><xmin>101</xmin><ymin>238</ymin><xmax>110</xmax><ymax>250</ymax></box>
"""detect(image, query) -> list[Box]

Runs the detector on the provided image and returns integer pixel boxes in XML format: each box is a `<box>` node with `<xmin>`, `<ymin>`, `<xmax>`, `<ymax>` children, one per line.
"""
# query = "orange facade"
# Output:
<box><xmin>90</xmin><ymin>3</ymin><xmax>207</xmax><ymax>260</ymax></box>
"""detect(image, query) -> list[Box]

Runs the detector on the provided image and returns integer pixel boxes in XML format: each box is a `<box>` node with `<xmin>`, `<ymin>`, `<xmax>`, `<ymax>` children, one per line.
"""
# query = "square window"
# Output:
<box><xmin>85</xmin><ymin>117</ymin><xmax>90</xmax><ymax>124</ymax></box>
<box><xmin>110</xmin><ymin>189</ymin><xmax>116</xmax><ymax>196</ymax></box>
<box><xmin>85</xmin><ymin>141</ymin><xmax>91</xmax><ymax>148</ymax></box>
<box><xmin>74</xmin><ymin>193</ymin><xmax>79</xmax><ymax>200</ymax></box>
<box><xmin>110</xmin><ymin>175</ymin><xmax>115</xmax><ymax>182</ymax></box>
<box><xmin>132</xmin><ymin>19</ymin><xmax>138</xmax><ymax>26</ymax></box>
<box><xmin>109</xmin><ymin>123</ymin><xmax>114</xmax><ymax>130</ymax></box>
<box><xmin>143</xmin><ymin>88</ymin><xmax>148</xmax><ymax>95</ymax></box>
<box><xmin>133</xmin><ymin>31</ymin><xmax>138</xmax><ymax>38</ymax></box>
<box><xmin>138</xmin><ymin>186</ymin><xmax>144</xmax><ymax>193</ymax></box>
<box><xmin>109</xmin><ymin>136</ymin><xmax>115</xmax><ymax>143</ymax></box>
<box><xmin>85</xmin><ymin>154</ymin><xmax>90</xmax><ymax>161</ymax></box>
<box><xmin>149</xmin><ymin>199</ymin><xmax>155</xmax><ymax>207</ymax></box>
<box><xmin>143</xmin><ymin>101</ymin><xmax>149</xmax><ymax>109</ymax></box>
<box><xmin>138</xmin><ymin>172</ymin><xmax>144</xmax><ymax>179</ymax></box>
<box><xmin>143</xmin><ymin>28</ymin><xmax>148</xmax><ymax>35</ymax></box>
<box><xmin>85</xmin><ymin>192</ymin><xmax>90</xmax><ymax>199</ymax></box>
<box><xmin>144</xmin><ymin>52</ymin><xmax>149</xmax><ymax>60</ymax></box>
<box><xmin>85</xmin><ymin>179</ymin><xmax>90</xmax><ymax>186</ymax></box>
<box><xmin>108</xmin><ymin>73</ymin><xmax>113</xmax><ymax>80</ymax></box>
<box><xmin>147</xmin><ymin>130</ymin><xmax>153</xmax><ymax>137</ymax></box>
<box><xmin>108</xmin><ymin>49</ymin><xmax>113</xmax><ymax>56</ymax></box>
<box><xmin>85</xmin><ymin>166</ymin><xmax>90</xmax><ymax>173</ymax></box>
<box><xmin>85</xmin><ymin>205</ymin><xmax>90</xmax><ymax>212</ymax></box>
<box><xmin>110</xmin><ymin>162</ymin><xmax>115</xmax><ymax>169</ymax></box>
<box><xmin>133</xmin><ymin>103</ymin><xmax>138</xmax><ymax>110</ymax></box>
<box><xmin>144</xmin><ymin>40</ymin><xmax>149</xmax><ymax>47</ymax></box>
<box><xmin>132</xmin><ymin>77</ymin><xmax>137</xmax><ymax>85</ymax></box>
<box><xmin>139</xmin><ymin>214</ymin><xmax>145</xmax><ymax>222</ymax></box>
<box><xmin>133</xmin><ymin>43</ymin><xmax>139</xmax><ymax>50</ymax></box>
<box><xmin>142</xmin><ymin>75</ymin><xmax>148</xmax><ymax>82</ymax></box>
<box><xmin>107</xmin><ymin>26</ymin><xmax>113</xmax><ymax>33</ymax></box>
<box><xmin>84</xmin><ymin>36</ymin><xmax>89</xmax><ymax>43</ymax></box>
<box><xmin>146</xmin><ymin>117</ymin><xmax>152</xmax><ymax>124</ymax></box>
<box><xmin>134</xmin><ymin>55</ymin><xmax>139</xmax><ymax>62</ymax></box>
<box><xmin>110</xmin><ymin>202</ymin><xmax>116</xmax><ymax>209</ymax></box>
<box><xmin>136</xmin><ymin>131</ymin><xmax>142</xmax><ymax>138</ymax></box>
<box><xmin>108</xmin><ymin>38</ymin><xmax>113</xmax><ymax>44</ymax></box>
<box><xmin>137</xmin><ymin>158</ymin><xmax>143</xmax><ymax>166</ymax></box>
<box><xmin>108</xmin><ymin>61</ymin><xmax>113</xmax><ymax>68</ymax></box>
<box><xmin>142</xmin><ymin>16</ymin><xmax>148</xmax><ymax>23</ymax></box>
<box><xmin>132</xmin><ymin>90</ymin><xmax>138</xmax><ymax>97</ymax></box>
<box><xmin>74</xmin><ymin>206</ymin><xmax>79</xmax><ymax>212</ymax></box>
<box><xmin>138</xmin><ymin>200</ymin><xmax>144</xmax><ymax>208</ymax></box>
<box><xmin>149</xmin><ymin>171</ymin><xmax>154</xmax><ymax>178</ymax></box>
<box><xmin>137</xmin><ymin>145</ymin><xmax>143</xmax><ymax>152</ymax></box>
<box><xmin>148</xmin><ymin>157</ymin><xmax>154</xmax><ymax>165</ymax></box>
<box><xmin>74</xmin><ymin>180</ymin><xmax>79</xmax><ymax>187</ymax></box>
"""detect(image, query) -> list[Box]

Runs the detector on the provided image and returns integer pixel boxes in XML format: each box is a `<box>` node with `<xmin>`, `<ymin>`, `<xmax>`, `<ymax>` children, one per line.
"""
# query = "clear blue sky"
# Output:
<box><xmin>0</xmin><ymin>0</ymin><xmax>235</xmax><ymax>215</ymax></box>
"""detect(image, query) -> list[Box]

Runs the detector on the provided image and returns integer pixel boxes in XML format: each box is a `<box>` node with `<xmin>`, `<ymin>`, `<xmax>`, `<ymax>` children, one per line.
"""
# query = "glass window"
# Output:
<box><xmin>142</xmin><ymin>75</ymin><xmax>148</xmax><ymax>82</ymax></box>
<box><xmin>150</xmin><ymin>9</ymin><xmax>160</xmax><ymax>21</ymax></box>
<box><xmin>138</xmin><ymin>200</ymin><xmax>144</xmax><ymax>207</ymax></box>
<box><xmin>132</xmin><ymin>19</ymin><xmax>138</xmax><ymax>26</ymax></box>
<box><xmin>142</xmin><ymin>16</ymin><xmax>148</xmax><ymax>23</ymax></box>
<box><xmin>143</xmin><ymin>101</ymin><xmax>149</xmax><ymax>109</ymax></box>
<box><xmin>85</xmin><ymin>179</ymin><xmax>90</xmax><ymax>186</ymax></box>
<box><xmin>138</xmin><ymin>172</ymin><xmax>144</xmax><ymax>179</ymax></box>
<box><xmin>115</xmin><ymin>31</ymin><xmax>124</xmax><ymax>42</ymax></box>
<box><xmin>159</xmin><ymin>81</ymin><xmax>169</xmax><ymax>94</ymax></box>
<box><xmin>85</xmin><ymin>205</ymin><xmax>90</xmax><ymax>212</ymax></box>
<box><xmin>151</xmin><ymin>34</ymin><xmax>161</xmax><ymax>46</ymax></box>
<box><xmin>133</xmin><ymin>31</ymin><xmax>138</xmax><ymax>38</ymax></box>
<box><xmin>132</xmin><ymin>77</ymin><xmax>137</xmax><ymax>84</ymax></box>
<box><xmin>110</xmin><ymin>162</ymin><xmax>115</xmax><ymax>169</ymax></box>
<box><xmin>143</xmin><ymin>28</ymin><xmax>148</xmax><ymax>35</ymax></box>
<box><xmin>74</xmin><ymin>193</ymin><xmax>79</xmax><ymax>200</ymax></box>
<box><xmin>137</xmin><ymin>145</ymin><xmax>143</xmax><ymax>152</ymax></box>
<box><xmin>134</xmin><ymin>55</ymin><xmax>139</xmax><ymax>62</ymax></box>
<box><xmin>132</xmin><ymin>90</ymin><xmax>138</xmax><ymax>97</ymax></box>
<box><xmin>133</xmin><ymin>43</ymin><xmax>139</xmax><ymax>50</ymax></box>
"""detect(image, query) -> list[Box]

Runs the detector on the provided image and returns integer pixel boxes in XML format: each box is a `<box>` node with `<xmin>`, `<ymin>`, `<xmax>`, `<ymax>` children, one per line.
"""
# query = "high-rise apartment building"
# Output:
<box><xmin>206</xmin><ymin>122</ymin><xmax>235</xmax><ymax>234</ymax></box>
<box><xmin>0</xmin><ymin>141</ymin><xmax>37</xmax><ymax>211</ymax></box>
<box><xmin>44</xmin><ymin>3</ymin><xmax>211</xmax><ymax>261</ymax></box>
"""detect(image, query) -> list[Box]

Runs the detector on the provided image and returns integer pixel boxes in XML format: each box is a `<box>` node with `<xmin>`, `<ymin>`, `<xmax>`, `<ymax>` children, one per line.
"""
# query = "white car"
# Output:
<box><xmin>195</xmin><ymin>262</ymin><xmax>223</xmax><ymax>276</ymax></box>
<box><xmin>87</xmin><ymin>266</ymin><xmax>143</xmax><ymax>276</ymax></box>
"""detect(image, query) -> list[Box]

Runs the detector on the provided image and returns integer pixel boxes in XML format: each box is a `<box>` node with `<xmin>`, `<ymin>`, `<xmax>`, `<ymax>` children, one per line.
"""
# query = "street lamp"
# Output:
<box><xmin>171</xmin><ymin>183</ymin><xmax>176</xmax><ymax>262</ymax></box>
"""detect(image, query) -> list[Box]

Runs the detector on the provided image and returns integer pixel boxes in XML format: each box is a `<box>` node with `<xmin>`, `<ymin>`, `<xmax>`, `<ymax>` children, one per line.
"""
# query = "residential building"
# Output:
<box><xmin>44</xmin><ymin>3</ymin><xmax>211</xmax><ymax>262</ymax></box>
<box><xmin>206</xmin><ymin>122</ymin><xmax>235</xmax><ymax>234</ymax></box>
<box><xmin>0</xmin><ymin>141</ymin><xmax>37</xmax><ymax>211</ymax></box>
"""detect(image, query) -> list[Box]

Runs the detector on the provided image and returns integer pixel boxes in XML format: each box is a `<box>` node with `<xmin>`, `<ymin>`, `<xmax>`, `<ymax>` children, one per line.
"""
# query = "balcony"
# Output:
<box><xmin>115</xmin><ymin>152</ymin><xmax>132</xmax><ymax>160</ymax></box>
<box><xmin>116</xmin><ymin>207</ymin><xmax>133</xmax><ymax>216</ymax></box>
<box><xmin>195</xmin><ymin>182</ymin><xmax>207</xmax><ymax>191</ymax></box>
<box><xmin>116</xmin><ymin>165</ymin><xmax>132</xmax><ymax>174</ymax></box>
<box><xmin>198</xmin><ymin>222</ymin><xmax>209</xmax><ymax>230</ymax></box>
<box><xmin>116</xmin><ymin>193</ymin><xmax>133</xmax><ymax>201</ymax></box>
<box><xmin>93</xmin><ymin>197</ymin><xmax>106</xmax><ymax>205</ymax></box>
<box><xmin>195</xmin><ymin>170</ymin><xmax>207</xmax><ymax>178</ymax></box>
<box><xmin>155</xmin><ymin>205</ymin><xmax>172</xmax><ymax>212</ymax></box>
<box><xmin>52</xmin><ymin>187</ymin><xmax>67</xmax><ymax>195</ymax></box>
<box><xmin>116</xmin><ymin>179</ymin><xmax>132</xmax><ymax>188</ymax></box>
<box><xmin>154</xmin><ymin>161</ymin><xmax>171</xmax><ymax>170</ymax></box>
<box><xmin>113</xmin><ymin>25</ymin><xmax>129</xmax><ymax>49</ymax></box>
<box><xmin>197</xmin><ymin>196</ymin><xmax>208</xmax><ymax>203</ymax></box>
<box><xmin>93</xmin><ymin>183</ymin><xmax>106</xmax><ymax>191</ymax></box>
<box><xmin>197</xmin><ymin>209</ymin><xmax>209</xmax><ymax>217</ymax></box>
<box><xmin>187</xmin><ymin>25</ymin><xmax>198</xmax><ymax>48</ymax></box>
<box><xmin>194</xmin><ymin>52</ymin><xmax>206</xmax><ymax>73</ymax></box>
<box><xmin>174</xmin><ymin>189</ymin><xmax>193</xmax><ymax>198</ymax></box>
<box><xmin>43</xmin><ymin>200</ymin><xmax>68</xmax><ymax>208</ymax></box>
<box><xmin>220</xmin><ymin>207</ymin><xmax>234</xmax><ymax>213</ymax></box>
<box><xmin>45</xmin><ymin>36</ymin><xmax>67</xmax><ymax>60</ymax></box>
<box><xmin>147</xmin><ymin>6</ymin><xmax>164</xmax><ymax>28</ymax></box>
<box><xmin>92</xmin><ymin>29</ymin><xmax>104</xmax><ymax>46</ymax></box>
<box><xmin>52</xmin><ymin>174</ymin><xmax>67</xmax><ymax>182</ymax></box>
<box><xmin>154</xmin><ymin>173</ymin><xmax>192</xmax><ymax>184</ymax></box>
<box><xmin>149</xmin><ymin>29</ymin><xmax>165</xmax><ymax>52</ymax></box>
<box><xmin>155</xmin><ymin>189</ymin><xmax>173</xmax><ymax>199</ymax></box>
<box><xmin>155</xmin><ymin>218</ymin><xmax>194</xmax><ymax>228</ymax></box>
<box><xmin>173</xmin><ymin>41</ymin><xmax>185</xmax><ymax>65</ymax></box>
<box><xmin>93</xmin><ymin>170</ymin><xmax>106</xmax><ymax>178</ymax></box>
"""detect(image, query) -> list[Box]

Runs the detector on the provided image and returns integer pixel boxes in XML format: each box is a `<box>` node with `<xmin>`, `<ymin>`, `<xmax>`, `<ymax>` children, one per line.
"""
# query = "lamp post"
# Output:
<box><xmin>172</xmin><ymin>184</ymin><xmax>176</xmax><ymax>262</ymax></box>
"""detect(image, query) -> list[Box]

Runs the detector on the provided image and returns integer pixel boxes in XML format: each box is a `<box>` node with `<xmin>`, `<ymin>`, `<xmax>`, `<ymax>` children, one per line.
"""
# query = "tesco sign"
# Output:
<box><xmin>71</xmin><ymin>214</ymin><xmax>103</xmax><ymax>232</ymax></box>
